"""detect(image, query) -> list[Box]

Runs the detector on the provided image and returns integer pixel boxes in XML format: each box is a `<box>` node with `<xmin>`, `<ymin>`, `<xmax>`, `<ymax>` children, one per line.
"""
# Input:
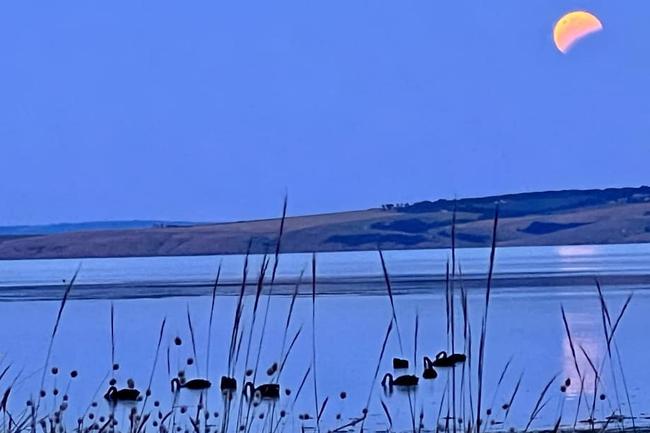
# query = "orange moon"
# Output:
<box><xmin>553</xmin><ymin>11</ymin><xmax>603</xmax><ymax>53</ymax></box>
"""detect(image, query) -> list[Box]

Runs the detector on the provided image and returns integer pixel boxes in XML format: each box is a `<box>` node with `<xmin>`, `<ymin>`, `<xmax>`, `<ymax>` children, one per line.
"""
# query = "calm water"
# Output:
<box><xmin>0</xmin><ymin>244</ymin><xmax>649</xmax><ymax>432</ymax></box>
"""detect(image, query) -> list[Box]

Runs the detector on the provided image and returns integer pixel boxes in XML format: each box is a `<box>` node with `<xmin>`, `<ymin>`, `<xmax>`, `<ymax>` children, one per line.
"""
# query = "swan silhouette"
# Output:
<box><xmin>392</xmin><ymin>358</ymin><xmax>409</xmax><ymax>369</ymax></box>
<box><xmin>171</xmin><ymin>378</ymin><xmax>211</xmax><ymax>392</ymax></box>
<box><xmin>381</xmin><ymin>373</ymin><xmax>418</xmax><ymax>388</ymax></box>
<box><xmin>244</xmin><ymin>382</ymin><xmax>280</xmax><ymax>400</ymax></box>
<box><xmin>104</xmin><ymin>386</ymin><xmax>140</xmax><ymax>402</ymax></box>
<box><xmin>422</xmin><ymin>357</ymin><xmax>438</xmax><ymax>379</ymax></box>
<box><xmin>431</xmin><ymin>351</ymin><xmax>467</xmax><ymax>367</ymax></box>
<box><xmin>220</xmin><ymin>376</ymin><xmax>237</xmax><ymax>392</ymax></box>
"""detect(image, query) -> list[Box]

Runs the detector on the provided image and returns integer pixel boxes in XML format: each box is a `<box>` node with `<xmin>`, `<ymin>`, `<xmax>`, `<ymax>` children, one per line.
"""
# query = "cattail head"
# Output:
<box><xmin>70</xmin><ymin>370</ymin><xmax>78</xmax><ymax>378</ymax></box>
<box><xmin>174</xmin><ymin>337</ymin><xmax>182</xmax><ymax>346</ymax></box>
<box><xmin>51</xmin><ymin>367</ymin><xmax>59</xmax><ymax>375</ymax></box>
<box><xmin>127</xmin><ymin>378</ymin><xmax>135</xmax><ymax>389</ymax></box>
<box><xmin>339</xmin><ymin>391</ymin><xmax>347</xmax><ymax>399</ymax></box>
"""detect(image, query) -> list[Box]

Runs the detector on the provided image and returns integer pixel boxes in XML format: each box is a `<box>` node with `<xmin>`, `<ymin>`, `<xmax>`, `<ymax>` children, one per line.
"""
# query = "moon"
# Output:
<box><xmin>553</xmin><ymin>11</ymin><xmax>603</xmax><ymax>53</ymax></box>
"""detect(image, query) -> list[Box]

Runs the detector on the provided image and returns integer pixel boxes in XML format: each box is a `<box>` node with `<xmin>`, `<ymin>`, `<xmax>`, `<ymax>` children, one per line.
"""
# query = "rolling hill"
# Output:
<box><xmin>1</xmin><ymin>186</ymin><xmax>650</xmax><ymax>260</ymax></box>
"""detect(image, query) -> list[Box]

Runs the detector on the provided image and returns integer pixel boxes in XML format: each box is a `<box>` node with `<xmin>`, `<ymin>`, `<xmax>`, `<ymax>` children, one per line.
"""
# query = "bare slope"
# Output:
<box><xmin>1</xmin><ymin>187</ymin><xmax>650</xmax><ymax>259</ymax></box>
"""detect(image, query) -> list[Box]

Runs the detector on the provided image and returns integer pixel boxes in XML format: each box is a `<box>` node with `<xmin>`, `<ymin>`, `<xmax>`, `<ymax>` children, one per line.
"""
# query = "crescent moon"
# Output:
<box><xmin>553</xmin><ymin>11</ymin><xmax>603</xmax><ymax>54</ymax></box>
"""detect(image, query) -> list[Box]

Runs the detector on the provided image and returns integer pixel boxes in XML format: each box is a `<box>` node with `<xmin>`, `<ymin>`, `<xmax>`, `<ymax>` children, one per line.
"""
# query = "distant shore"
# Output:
<box><xmin>1</xmin><ymin>186</ymin><xmax>650</xmax><ymax>260</ymax></box>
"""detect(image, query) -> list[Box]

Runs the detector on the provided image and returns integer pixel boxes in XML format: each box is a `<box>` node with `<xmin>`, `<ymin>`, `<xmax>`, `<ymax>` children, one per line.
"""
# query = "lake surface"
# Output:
<box><xmin>0</xmin><ymin>244</ymin><xmax>649</xmax><ymax>432</ymax></box>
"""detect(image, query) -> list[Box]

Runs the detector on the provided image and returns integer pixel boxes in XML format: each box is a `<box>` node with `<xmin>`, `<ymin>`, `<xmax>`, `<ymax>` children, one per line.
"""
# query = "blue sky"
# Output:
<box><xmin>1</xmin><ymin>1</ymin><xmax>648</xmax><ymax>225</ymax></box>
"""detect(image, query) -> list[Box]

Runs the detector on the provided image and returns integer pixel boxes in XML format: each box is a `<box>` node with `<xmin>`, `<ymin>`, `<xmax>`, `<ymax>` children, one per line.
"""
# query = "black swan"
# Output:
<box><xmin>422</xmin><ymin>357</ymin><xmax>438</xmax><ymax>379</ymax></box>
<box><xmin>381</xmin><ymin>373</ymin><xmax>418</xmax><ymax>388</ymax></box>
<box><xmin>104</xmin><ymin>386</ymin><xmax>140</xmax><ymax>402</ymax></box>
<box><xmin>244</xmin><ymin>382</ymin><xmax>280</xmax><ymax>400</ymax></box>
<box><xmin>220</xmin><ymin>376</ymin><xmax>237</xmax><ymax>392</ymax></box>
<box><xmin>431</xmin><ymin>351</ymin><xmax>466</xmax><ymax>367</ymax></box>
<box><xmin>171</xmin><ymin>378</ymin><xmax>211</xmax><ymax>392</ymax></box>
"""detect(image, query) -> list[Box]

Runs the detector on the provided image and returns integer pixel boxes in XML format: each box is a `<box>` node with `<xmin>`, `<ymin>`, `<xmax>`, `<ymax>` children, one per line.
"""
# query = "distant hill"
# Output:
<box><xmin>1</xmin><ymin>186</ymin><xmax>650</xmax><ymax>260</ymax></box>
<box><xmin>0</xmin><ymin>220</ymin><xmax>201</xmax><ymax>236</ymax></box>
